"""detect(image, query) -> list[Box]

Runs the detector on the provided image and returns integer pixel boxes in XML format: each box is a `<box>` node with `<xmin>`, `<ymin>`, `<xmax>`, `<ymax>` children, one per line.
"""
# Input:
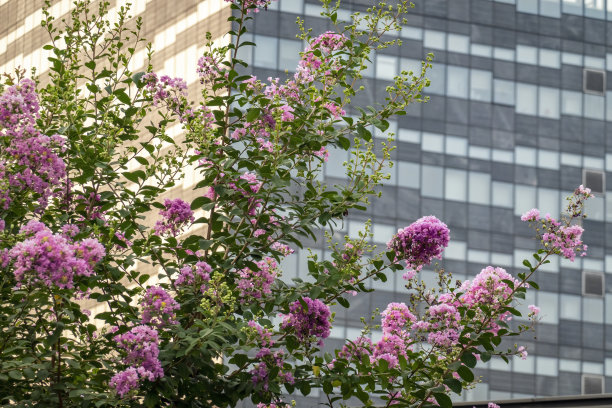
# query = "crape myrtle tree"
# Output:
<box><xmin>0</xmin><ymin>0</ymin><xmax>592</xmax><ymax>406</ymax></box>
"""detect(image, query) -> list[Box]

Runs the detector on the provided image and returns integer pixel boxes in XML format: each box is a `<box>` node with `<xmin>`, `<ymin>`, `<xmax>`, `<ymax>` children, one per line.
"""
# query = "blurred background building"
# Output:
<box><xmin>3</xmin><ymin>0</ymin><xmax>612</xmax><ymax>405</ymax></box>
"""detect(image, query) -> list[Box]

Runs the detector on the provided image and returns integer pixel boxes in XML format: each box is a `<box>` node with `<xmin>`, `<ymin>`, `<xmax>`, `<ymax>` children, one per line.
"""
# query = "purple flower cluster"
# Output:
<box><xmin>0</xmin><ymin>78</ymin><xmax>39</xmax><ymax>127</ymax></box>
<box><xmin>153</xmin><ymin>198</ymin><xmax>194</xmax><ymax>237</ymax></box>
<box><xmin>196</xmin><ymin>54</ymin><xmax>224</xmax><ymax>85</ymax></box>
<box><xmin>140</xmin><ymin>286</ymin><xmax>180</xmax><ymax>327</ymax></box>
<box><xmin>250</xmin><ymin>348</ymin><xmax>294</xmax><ymax>390</ymax></box>
<box><xmin>9</xmin><ymin>221</ymin><xmax>105</xmax><ymax>289</ymax></box>
<box><xmin>110</xmin><ymin>325</ymin><xmax>163</xmax><ymax>396</ymax></box>
<box><xmin>176</xmin><ymin>261</ymin><xmax>212</xmax><ymax>293</ymax></box>
<box><xmin>281</xmin><ymin>297</ymin><xmax>331</xmax><ymax>344</ymax></box>
<box><xmin>387</xmin><ymin>215</ymin><xmax>450</xmax><ymax>276</ymax></box>
<box><xmin>0</xmin><ymin>79</ymin><xmax>67</xmax><ymax>211</ymax></box>
<box><xmin>237</xmin><ymin>257</ymin><xmax>278</xmax><ymax>303</ymax></box>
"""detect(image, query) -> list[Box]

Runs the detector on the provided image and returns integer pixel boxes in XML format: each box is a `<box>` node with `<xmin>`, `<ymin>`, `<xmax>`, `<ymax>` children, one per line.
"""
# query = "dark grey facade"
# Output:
<box><xmin>239</xmin><ymin>0</ymin><xmax>612</xmax><ymax>404</ymax></box>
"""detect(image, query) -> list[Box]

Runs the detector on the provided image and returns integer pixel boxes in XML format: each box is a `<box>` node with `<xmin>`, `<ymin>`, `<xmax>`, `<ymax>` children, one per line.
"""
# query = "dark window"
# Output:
<box><xmin>582</xmin><ymin>374</ymin><xmax>604</xmax><ymax>394</ymax></box>
<box><xmin>583</xmin><ymin>271</ymin><xmax>604</xmax><ymax>297</ymax></box>
<box><xmin>583</xmin><ymin>170</ymin><xmax>604</xmax><ymax>195</ymax></box>
<box><xmin>584</xmin><ymin>69</ymin><xmax>605</xmax><ymax>95</ymax></box>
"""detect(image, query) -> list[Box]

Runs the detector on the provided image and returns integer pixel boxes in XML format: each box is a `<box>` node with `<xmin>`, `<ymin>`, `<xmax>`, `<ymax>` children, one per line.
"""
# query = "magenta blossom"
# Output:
<box><xmin>140</xmin><ymin>286</ymin><xmax>180</xmax><ymax>327</ymax></box>
<box><xmin>153</xmin><ymin>198</ymin><xmax>194</xmax><ymax>237</ymax></box>
<box><xmin>388</xmin><ymin>215</ymin><xmax>450</xmax><ymax>275</ymax></box>
<box><xmin>282</xmin><ymin>297</ymin><xmax>331</xmax><ymax>344</ymax></box>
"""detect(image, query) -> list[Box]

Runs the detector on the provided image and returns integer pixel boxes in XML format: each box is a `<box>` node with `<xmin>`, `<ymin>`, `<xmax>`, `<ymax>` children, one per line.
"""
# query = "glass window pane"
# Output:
<box><xmin>325</xmin><ymin>147</ymin><xmax>347</xmax><ymax>178</ymax></box>
<box><xmin>445</xmin><ymin>168</ymin><xmax>467</xmax><ymax>201</ymax></box>
<box><xmin>562</xmin><ymin>52</ymin><xmax>583</xmax><ymax>66</ymax></box>
<box><xmin>563</xmin><ymin>0</ymin><xmax>583</xmax><ymax>15</ymax></box>
<box><xmin>376</xmin><ymin>54</ymin><xmax>398</xmax><ymax>80</ymax></box>
<box><xmin>421</xmin><ymin>165</ymin><xmax>443</xmax><ymax>198</ymax></box>
<box><xmin>517</xmin><ymin>45</ymin><xmax>538</xmax><ymax>64</ymax></box>
<box><xmin>538</xmin><ymin>150</ymin><xmax>559</xmax><ymax>170</ymax></box>
<box><xmin>494</xmin><ymin>79</ymin><xmax>515</xmax><ymax>105</ymax></box>
<box><xmin>471</xmin><ymin>44</ymin><xmax>492</xmax><ymax>58</ymax></box>
<box><xmin>447</xmin><ymin>34</ymin><xmax>469</xmax><ymax>54</ymax></box>
<box><xmin>423</xmin><ymin>30</ymin><xmax>446</xmax><ymax>50</ymax></box>
<box><xmin>517</xmin><ymin>0</ymin><xmax>539</xmax><ymax>13</ymax></box>
<box><xmin>583</xmin><ymin>298</ymin><xmax>604</xmax><ymax>323</ymax></box>
<box><xmin>562</xmin><ymin>90</ymin><xmax>583</xmax><ymax>115</ymax></box>
<box><xmin>515</xmin><ymin>185</ymin><xmax>536</xmax><ymax>216</ymax></box>
<box><xmin>541</xmin><ymin>0</ymin><xmax>562</xmax><ymax>17</ymax></box>
<box><xmin>515</xmin><ymin>146</ymin><xmax>537</xmax><ymax>166</ymax></box>
<box><xmin>254</xmin><ymin>35</ymin><xmax>278</xmax><ymax>69</ymax></box>
<box><xmin>447</xmin><ymin>66</ymin><xmax>468</xmax><ymax>98</ymax></box>
<box><xmin>516</xmin><ymin>83</ymin><xmax>537</xmax><ymax>115</ymax></box>
<box><xmin>538</xmin><ymin>188</ymin><xmax>560</xmax><ymax>216</ymax></box>
<box><xmin>280</xmin><ymin>0</ymin><xmax>303</xmax><ymax>13</ymax></box>
<box><xmin>538</xmin><ymin>292</ymin><xmax>559</xmax><ymax>324</ymax></box>
<box><xmin>584</xmin><ymin>94</ymin><xmax>605</xmax><ymax>120</ymax></box>
<box><xmin>422</xmin><ymin>132</ymin><xmax>444</xmax><ymax>152</ymax></box>
<box><xmin>446</xmin><ymin>136</ymin><xmax>468</xmax><ymax>157</ymax></box>
<box><xmin>279</xmin><ymin>39</ymin><xmax>302</xmax><ymax>71</ymax></box>
<box><xmin>469</xmin><ymin>172</ymin><xmax>491</xmax><ymax>205</ymax></box>
<box><xmin>539</xmin><ymin>87</ymin><xmax>560</xmax><ymax>119</ymax></box>
<box><xmin>398</xmin><ymin>161</ymin><xmax>420</xmax><ymax>189</ymax></box>
<box><xmin>427</xmin><ymin>63</ymin><xmax>445</xmax><ymax>95</ymax></box>
<box><xmin>470</xmin><ymin>69</ymin><xmax>492</xmax><ymax>102</ymax></box>
<box><xmin>539</xmin><ymin>49</ymin><xmax>560</xmax><ymax>68</ymax></box>
<box><xmin>561</xmin><ymin>294</ymin><xmax>582</xmax><ymax>320</ymax></box>
<box><xmin>401</xmin><ymin>26</ymin><xmax>422</xmax><ymax>40</ymax></box>
<box><xmin>492</xmin><ymin>182</ymin><xmax>513</xmax><ymax>208</ymax></box>
<box><xmin>494</xmin><ymin>47</ymin><xmax>515</xmax><ymax>61</ymax></box>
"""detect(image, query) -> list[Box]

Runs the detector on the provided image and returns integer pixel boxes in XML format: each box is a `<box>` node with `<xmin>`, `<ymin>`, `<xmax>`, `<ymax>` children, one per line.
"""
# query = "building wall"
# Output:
<box><xmin>4</xmin><ymin>0</ymin><xmax>612</xmax><ymax>405</ymax></box>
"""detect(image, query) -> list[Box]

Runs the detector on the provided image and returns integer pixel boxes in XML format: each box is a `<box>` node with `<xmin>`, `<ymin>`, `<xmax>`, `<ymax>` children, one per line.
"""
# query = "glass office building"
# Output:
<box><xmin>3</xmin><ymin>0</ymin><xmax>612</xmax><ymax>405</ymax></box>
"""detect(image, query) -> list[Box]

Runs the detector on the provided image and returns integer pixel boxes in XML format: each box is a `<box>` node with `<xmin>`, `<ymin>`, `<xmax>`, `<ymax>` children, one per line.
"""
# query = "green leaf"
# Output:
<box><xmin>433</xmin><ymin>392</ymin><xmax>452</xmax><ymax>408</ymax></box>
<box><xmin>457</xmin><ymin>366</ymin><xmax>474</xmax><ymax>382</ymax></box>
<box><xmin>246</xmin><ymin>108</ymin><xmax>260</xmax><ymax>122</ymax></box>
<box><xmin>337</xmin><ymin>297</ymin><xmax>350</xmax><ymax>308</ymax></box>
<box><xmin>114</xmin><ymin>88</ymin><xmax>131</xmax><ymax>105</ymax></box>
<box><xmin>461</xmin><ymin>352</ymin><xmax>477</xmax><ymax>368</ymax></box>
<box><xmin>337</xmin><ymin>136</ymin><xmax>350</xmax><ymax>150</ymax></box>
<box><xmin>528</xmin><ymin>280</ymin><xmax>540</xmax><ymax>289</ymax></box>
<box><xmin>443</xmin><ymin>378</ymin><xmax>462</xmax><ymax>394</ymax></box>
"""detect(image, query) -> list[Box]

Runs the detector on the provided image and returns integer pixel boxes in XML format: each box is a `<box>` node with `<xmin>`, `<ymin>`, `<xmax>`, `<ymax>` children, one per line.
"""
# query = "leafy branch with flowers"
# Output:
<box><xmin>0</xmin><ymin>0</ymin><xmax>593</xmax><ymax>407</ymax></box>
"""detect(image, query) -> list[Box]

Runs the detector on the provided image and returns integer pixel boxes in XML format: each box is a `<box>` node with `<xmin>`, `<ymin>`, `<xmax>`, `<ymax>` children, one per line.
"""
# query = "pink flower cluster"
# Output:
<box><xmin>387</xmin><ymin>216</ymin><xmax>450</xmax><ymax>276</ymax></box>
<box><xmin>196</xmin><ymin>54</ymin><xmax>224</xmax><ymax>85</ymax></box>
<box><xmin>282</xmin><ymin>297</ymin><xmax>331</xmax><ymax>344</ymax></box>
<box><xmin>298</xmin><ymin>31</ymin><xmax>348</xmax><ymax>77</ymax></box>
<box><xmin>110</xmin><ymin>325</ymin><xmax>163</xmax><ymax>396</ymax></box>
<box><xmin>521</xmin><ymin>186</ymin><xmax>592</xmax><ymax>261</ymax></box>
<box><xmin>140</xmin><ymin>286</ymin><xmax>180</xmax><ymax>327</ymax></box>
<box><xmin>176</xmin><ymin>261</ymin><xmax>212</xmax><ymax>293</ymax></box>
<box><xmin>381</xmin><ymin>302</ymin><xmax>416</xmax><ymax>336</ymax></box>
<box><xmin>237</xmin><ymin>257</ymin><xmax>278</xmax><ymax>302</ymax></box>
<box><xmin>142</xmin><ymin>72</ymin><xmax>191</xmax><ymax>121</ymax></box>
<box><xmin>9</xmin><ymin>221</ymin><xmax>105</xmax><ymax>289</ymax></box>
<box><xmin>153</xmin><ymin>198</ymin><xmax>194</xmax><ymax>237</ymax></box>
<box><xmin>0</xmin><ymin>79</ymin><xmax>67</xmax><ymax>211</ymax></box>
<box><xmin>372</xmin><ymin>333</ymin><xmax>408</xmax><ymax>368</ymax></box>
<box><xmin>457</xmin><ymin>266</ymin><xmax>523</xmax><ymax>334</ymax></box>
